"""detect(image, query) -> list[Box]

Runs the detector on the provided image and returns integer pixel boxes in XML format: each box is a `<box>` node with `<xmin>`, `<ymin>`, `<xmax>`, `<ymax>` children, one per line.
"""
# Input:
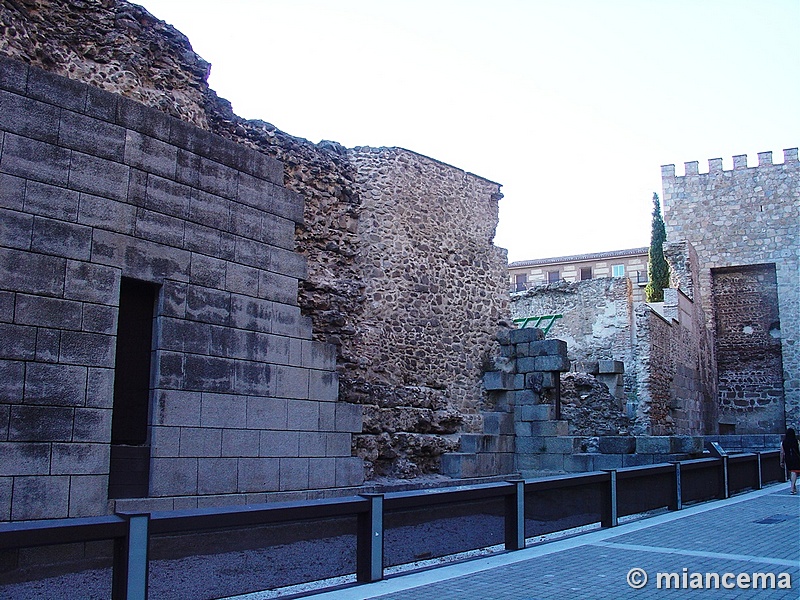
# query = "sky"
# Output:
<box><xmin>136</xmin><ymin>0</ymin><xmax>799</xmax><ymax>263</ymax></box>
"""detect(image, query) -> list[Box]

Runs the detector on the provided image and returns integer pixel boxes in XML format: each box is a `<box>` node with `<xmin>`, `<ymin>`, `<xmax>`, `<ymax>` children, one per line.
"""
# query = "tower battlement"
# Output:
<box><xmin>661</xmin><ymin>147</ymin><xmax>798</xmax><ymax>178</ymax></box>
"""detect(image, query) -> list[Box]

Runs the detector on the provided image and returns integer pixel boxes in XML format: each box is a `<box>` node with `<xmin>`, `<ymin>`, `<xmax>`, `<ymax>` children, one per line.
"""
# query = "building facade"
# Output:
<box><xmin>508</xmin><ymin>247</ymin><xmax>649</xmax><ymax>303</ymax></box>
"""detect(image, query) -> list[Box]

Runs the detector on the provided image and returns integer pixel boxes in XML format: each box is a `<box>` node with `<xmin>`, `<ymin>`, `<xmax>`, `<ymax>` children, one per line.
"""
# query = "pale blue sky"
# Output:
<box><xmin>137</xmin><ymin>0</ymin><xmax>799</xmax><ymax>262</ymax></box>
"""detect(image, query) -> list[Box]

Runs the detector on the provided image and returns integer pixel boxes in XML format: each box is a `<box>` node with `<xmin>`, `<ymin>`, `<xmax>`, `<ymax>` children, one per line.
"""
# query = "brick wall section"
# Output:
<box><xmin>0</xmin><ymin>58</ymin><xmax>363</xmax><ymax>521</ymax></box>
<box><xmin>662</xmin><ymin>149</ymin><xmax>799</xmax><ymax>431</ymax></box>
<box><xmin>346</xmin><ymin>147</ymin><xmax>508</xmax><ymax>478</ymax></box>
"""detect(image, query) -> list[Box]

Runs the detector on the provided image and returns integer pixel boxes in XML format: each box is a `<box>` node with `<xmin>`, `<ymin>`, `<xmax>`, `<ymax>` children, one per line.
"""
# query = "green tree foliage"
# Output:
<box><xmin>645</xmin><ymin>192</ymin><xmax>670</xmax><ymax>302</ymax></box>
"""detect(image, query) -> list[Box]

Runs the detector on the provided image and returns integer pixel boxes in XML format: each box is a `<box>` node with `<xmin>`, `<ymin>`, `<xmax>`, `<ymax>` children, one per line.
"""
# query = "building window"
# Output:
<box><xmin>612</xmin><ymin>264</ymin><xmax>625</xmax><ymax>277</ymax></box>
<box><xmin>547</xmin><ymin>270</ymin><xmax>560</xmax><ymax>283</ymax></box>
<box><xmin>514</xmin><ymin>273</ymin><xmax>528</xmax><ymax>292</ymax></box>
<box><xmin>580</xmin><ymin>267</ymin><xmax>592</xmax><ymax>281</ymax></box>
<box><xmin>109</xmin><ymin>277</ymin><xmax>159</xmax><ymax>499</ymax></box>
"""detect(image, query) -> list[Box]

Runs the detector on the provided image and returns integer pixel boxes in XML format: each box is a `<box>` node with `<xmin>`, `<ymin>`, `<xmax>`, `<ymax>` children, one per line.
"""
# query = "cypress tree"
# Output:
<box><xmin>645</xmin><ymin>192</ymin><xmax>670</xmax><ymax>302</ymax></box>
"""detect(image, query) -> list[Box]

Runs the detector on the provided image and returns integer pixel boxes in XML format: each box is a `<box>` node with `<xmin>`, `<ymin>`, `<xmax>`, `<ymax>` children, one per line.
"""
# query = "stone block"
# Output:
<box><xmin>150</xmin><ymin>425</ymin><xmax>180</xmax><ymax>458</ymax></box>
<box><xmin>28</xmin><ymin>65</ymin><xmax>87</xmax><ymax>111</ymax></box>
<box><xmin>0</xmin><ymin>248</ymin><xmax>66</xmax><ymax>296</ymax></box>
<box><xmin>68</xmin><ymin>475</ymin><xmax>109</xmax><ymax>518</ymax></box>
<box><xmin>85</xmin><ymin>84</ymin><xmax>118</xmax><ymax>122</ymax></box>
<box><xmin>24</xmin><ymin>363</ymin><xmax>86</xmax><ymax>406</ymax></box>
<box><xmin>0</xmin><ymin>359</ymin><xmax>24</xmax><ymax>403</ymax></box>
<box><xmin>197</xmin><ymin>157</ymin><xmax>238</xmax><ymax>200</ymax></box>
<box><xmin>309</xmin><ymin>369</ymin><xmax>338</xmax><ymax>402</ymax></box>
<box><xmin>514</xmin><ymin>422</ymin><xmax>532</xmax><ymax>438</ymax></box>
<box><xmin>279</xmin><ymin>457</ymin><xmax>310</xmax><ymax>491</ymax></box>
<box><xmin>260</xmin><ymin>213</ymin><xmax>295</xmax><ymax>251</ymax></box>
<box><xmin>0</xmin><ymin>207</ymin><xmax>33</xmax><ymax>250</ymax></box>
<box><xmin>144</xmin><ymin>173</ymin><xmax>191</xmax><ymax>219</ymax></box>
<box><xmin>189</xmin><ymin>253</ymin><xmax>226</xmax><ymax>289</ymax></box>
<box><xmin>274</xmin><ymin>365</ymin><xmax>310</xmax><ymax>400</ymax></box>
<box><xmin>529</xmin><ymin>420</ymin><xmax>568</xmax><ymax>437</ymax></box>
<box><xmin>539</xmin><ymin>453</ymin><xmax>565</xmax><ymax>472</ymax></box>
<box><xmin>483</xmin><ymin>371</ymin><xmax>516</xmax><ymax>391</ymax></box>
<box><xmin>0</xmin><ymin>56</ymin><xmax>29</xmax><ymax>93</ymax></box>
<box><xmin>225</xmin><ymin>261</ymin><xmax>260</xmax><ymax>296</ymax></box>
<box><xmin>573</xmin><ymin>360</ymin><xmax>599</xmax><ymax>374</ymax></box>
<box><xmin>247</xmin><ymin>396</ymin><xmax>288</xmax><ymax>430</ymax></box>
<box><xmin>154</xmin><ymin>390</ymin><xmax>201</xmax><ymax>427</ymax></box>
<box><xmin>15</xmin><ymin>294</ymin><xmax>82</xmax><ymax>329</ymax></box>
<box><xmin>563</xmin><ymin>454</ymin><xmax>594</xmax><ymax>473</ymax></box>
<box><xmin>200</xmin><ymin>393</ymin><xmax>246</xmax><ymax>428</ymax></box>
<box><xmin>230</xmin><ymin>201</ymin><xmax>262</xmax><ymax>240</ymax></box>
<box><xmin>65</xmin><ymin>260</ymin><xmax>120</xmax><ymax>305</ymax></box>
<box><xmin>634</xmin><ymin>436</ymin><xmax>670</xmax><ymax>454</ymax></box>
<box><xmin>72</xmin><ymin>408</ymin><xmax>112</xmax><ymax>443</ymax></box>
<box><xmin>335</xmin><ymin>403</ymin><xmax>363</xmax><ymax>433</ymax></box>
<box><xmin>135</xmin><ymin>209</ymin><xmax>185</xmax><ymax>247</ymax></box>
<box><xmin>124</xmin><ymin>130</ymin><xmax>177</xmax><ymax>179</ymax></box>
<box><xmin>51</xmin><ymin>443</ymin><xmax>109</xmax><ymax>475</ymax></box>
<box><xmin>270</xmin><ymin>246</ymin><xmax>307</xmax><ymax>280</ymax></box>
<box><xmin>541</xmin><ymin>372</ymin><xmax>560</xmax><ymax>389</ymax></box>
<box><xmin>308</xmin><ymin>457</ymin><xmax>337</xmax><ymax>489</ymax></box>
<box><xmin>59</xmin><ymin>331</ymin><xmax>116</xmax><ymax>367</ymax></box>
<box><xmin>260</xmin><ymin>430</ymin><xmax>299</xmax><ymax>457</ymax></box>
<box><xmin>286</xmin><ymin>399</ymin><xmax>320</xmax><ymax>431</ymax></box>
<box><xmin>336</xmin><ymin>455</ymin><xmax>364</xmax><ymax>487</ymax></box>
<box><xmin>11</xmin><ymin>475</ymin><xmax>70</xmax><ymax>520</ymax></box>
<box><xmin>234</xmin><ymin>361</ymin><xmax>273</xmax><ymax>397</ymax></box>
<box><xmin>1</xmin><ymin>133</ymin><xmax>71</xmax><ymax>186</ymax></box>
<box><xmin>86</xmin><ymin>367</ymin><xmax>115</xmax><ymax>409</ymax></box>
<box><xmin>0</xmin><ymin>172</ymin><xmax>26</xmax><ymax>212</ymax></box>
<box><xmin>150</xmin><ymin>457</ymin><xmax>198</xmax><ymax>496</ymax></box>
<box><xmin>515</xmin><ymin>357</ymin><xmax>537</xmax><ymax>373</ymax></box>
<box><xmin>0</xmin><ymin>477</ymin><xmax>10</xmax><ymax>521</ymax></box>
<box><xmin>0</xmin><ymin>442</ymin><xmax>51</xmax><ymax>475</ymax></box>
<box><xmin>69</xmin><ymin>151</ymin><xmax>130</xmax><ymax>201</ymax></box>
<box><xmin>529</xmin><ymin>339</ymin><xmax>568</xmax><ymax>358</ymax></box>
<box><xmin>229</xmin><ymin>293</ymin><xmax>271</xmax><ymax>332</ymax></box>
<box><xmin>31</xmin><ymin>217</ymin><xmax>92</xmax><ymax>260</ymax></box>
<box><xmin>516</xmin><ymin>453</ymin><xmax>541</xmax><ymax>471</ymax></box>
<box><xmin>441</xmin><ymin>453</ymin><xmax>473</xmax><ymax>478</ymax></box>
<box><xmin>598</xmin><ymin>360</ymin><xmax>625</xmax><ymax>374</ymax></box>
<box><xmin>160</xmin><ymin>281</ymin><xmax>187</xmax><ymax>318</ymax></box>
<box><xmin>77</xmin><ymin>192</ymin><xmax>137</xmax><ymax>234</ymax></box>
<box><xmin>221</xmin><ymin>429</ymin><xmax>260</xmax><ymax>458</ymax></box>
<box><xmin>198</xmin><ymin>458</ymin><xmax>238</xmax><ymax>494</ymax></box>
<box><xmin>190</xmin><ymin>189</ymin><xmax>231</xmax><ymax>231</ymax></box>
<box><xmin>301</xmin><ymin>340</ymin><xmax>336</xmax><ymax>371</ymax></box>
<box><xmin>319</xmin><ymin>402</ymin><xmax>336</xmax><ymax>431</ymax></box>
<box><xmin>516</xmin><ymin>404</ymin><xmax>554</xmax><ymax>422</ymax></box>
<box><xmin>483</xmin><ymin>412</ymin><xmax>515</xmax><ymax>435</ymax></box>
<box><xmin>59</xmin><ymin>110</ymin><xmax>126</xmax><ymax>161</ymax></box>
<box><xmin>298</xmin><ymin>432</ymin><xmax>327</xmax><ymax>457</ymax></box>
<box><xmin>326</xmin><ymin>432</ymin><xmax>352</xmax><ymax>457</ymax></box>
<box><xmin>0</xmin><ymin>323</ymin><xmax>36</xmax><ymax>360</ymax></box>
<box><xmin>534</xmin><ymin>355</ymin><xmax>571</xmax><ymax>372</ymax></box>
<box><xmin>179</xmin><ymin>427</ymin><xmax>222</xmax><ymax>458</ymax></box>
<box><xmin>622</xmin><ymin>454</ymin><xmax>654</xmax><ymax>467</ymax></box>
<box><xmin>515</xmin><ymin>435</ymin><xmax>546</xmax><ymax>454</ymax></box>
<box><xmin>545</xmin><ymin>436</ymin><xmax>578</xmax><ymax>454</ymax></box>
<box><xmin>116</xmin><ymin>96</ymin><xmax>170</xmax><ymax>141</ymax></box>
<box><xmin>237</xmin><ymin>457</ymin><xmax>280</xmax><ymax>493</ymax></box>
<box><xmin>238</xmin><ymin>175</ymin><xmax>302</xmax><ymax>223</ymax></box>
<box><xmin>670</xmin><ymin>436</ymin><xmax>704</xmax><ymax>454</ymax></box>
<box><xmin>33</xmin><ymin>328</ymin><xmax>59</xmax><ymax>363</ymax></box>
<box><xmin>598</xmin><ymin>436</ymin><xmax>636</xmax><ymax>454</ymax></box>
<box><xmin>509</xmin><ymin>328</ymin><xmax>544</xmax><ymax>344</ymax></box>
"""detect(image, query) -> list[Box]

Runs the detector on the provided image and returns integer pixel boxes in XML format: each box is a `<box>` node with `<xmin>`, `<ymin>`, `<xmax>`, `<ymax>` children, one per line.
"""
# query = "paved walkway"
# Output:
<box><xmin>309</xmin><ymin>484</ymin><xmax>800</xmax><ymax>599</ymax></box>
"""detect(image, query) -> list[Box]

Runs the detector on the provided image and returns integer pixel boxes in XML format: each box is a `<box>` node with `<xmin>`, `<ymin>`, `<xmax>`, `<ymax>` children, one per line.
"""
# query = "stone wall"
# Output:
<box><xmin>0</xmin><ymin>57</ymin><xmax>364</xmax><ymax>520</ymax></box>
<box><xmin>510</xmin><ymin>278</ymin><xmax>635</xmax><ymax>394</ymax></box>
<box><xmin>0</xmin><ymin>0</ymin><xmax>511</xmax><ymax>479</ymax></box>
<box><xmin>662</xmin><ymin>149</ymin><xmax>799</xmax><ymax>431</ymax></box>
<box><xmin>347</xmin><ymin>147</ymin><xmax>507</xmax><ymax>477</ymax></box>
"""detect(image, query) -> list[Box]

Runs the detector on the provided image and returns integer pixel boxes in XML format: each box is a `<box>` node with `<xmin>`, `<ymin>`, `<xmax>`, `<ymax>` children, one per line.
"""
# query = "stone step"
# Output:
<box><xmin>441</xmin><ymin>451</ymin><xmax>515</xmax><ymax>478</ymax></box>
<box><xmin>459</xmin><ymin>433</ymin><xmax>514</xmax><ymax>454</ymax></box>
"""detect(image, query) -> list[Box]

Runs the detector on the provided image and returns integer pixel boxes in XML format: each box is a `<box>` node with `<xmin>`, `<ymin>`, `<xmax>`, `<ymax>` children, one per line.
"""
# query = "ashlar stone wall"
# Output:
<box><xmin>0</xmin><ymin>57</ymin><xmax>362</xmax><ymax>521</ymax></box>
<box><xmin>662</xmin><ymin>149</ymin><xmax>799</xmax><ymax>432</ymax></box>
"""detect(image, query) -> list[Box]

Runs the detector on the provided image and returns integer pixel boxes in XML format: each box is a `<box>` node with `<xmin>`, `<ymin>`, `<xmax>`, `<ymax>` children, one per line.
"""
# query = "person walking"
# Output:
<box><xmin>779</xmin><ymin>428</ymin><xmax>800</xmax><ymax>494</ymax></box>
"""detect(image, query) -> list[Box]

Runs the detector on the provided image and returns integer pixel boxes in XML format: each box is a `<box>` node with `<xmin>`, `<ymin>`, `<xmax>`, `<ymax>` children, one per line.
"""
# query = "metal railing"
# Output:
<box><xmin>0</xmin><ymin>451</ymin><xmax>783</xmax><ymax>599</ymax></box>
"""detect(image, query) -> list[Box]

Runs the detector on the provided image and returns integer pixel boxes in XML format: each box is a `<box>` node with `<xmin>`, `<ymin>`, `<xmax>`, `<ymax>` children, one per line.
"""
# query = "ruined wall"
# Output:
<box><xmin>0</xmin><ymin>0</ymin><xmax>510</xmax><ymax>478</ymax></box>
<box><xmin>510</xmin><ymin>278</ymin><xmax>635</xmax><ymax>389</ymax></box>
<box><xmin>662</xmin><ymin>149</ymin><xmax>799</xmax><ymax>431</ymax></box>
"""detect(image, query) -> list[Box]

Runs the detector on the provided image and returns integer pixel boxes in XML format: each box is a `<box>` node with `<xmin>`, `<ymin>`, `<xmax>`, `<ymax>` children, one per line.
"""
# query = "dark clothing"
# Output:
<box><xmin>783</xmin><ymin>438</ymin><xmax>800</xmax><ymax>472</ymax></box>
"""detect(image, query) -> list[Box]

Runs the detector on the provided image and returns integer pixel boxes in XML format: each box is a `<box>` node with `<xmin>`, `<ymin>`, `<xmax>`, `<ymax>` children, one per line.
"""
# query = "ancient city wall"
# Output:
<box><xmin>347</xmin><ymin>147</ymin><xmax>507</xmax><ymax>477</ymax></box>
<box><xmin>662</xmin><ymin>149</ymin><xmax>799</xmax><ymax>431</ymax></box>
<box><xmin>0</xmin><ymin>0</ymin><xmax>511</xmax><ymax>481</ymax></box>
<box><xmin>0</xmin><ymin>57</ymin><xmax>364</xmax><ymax>521</ymax></box>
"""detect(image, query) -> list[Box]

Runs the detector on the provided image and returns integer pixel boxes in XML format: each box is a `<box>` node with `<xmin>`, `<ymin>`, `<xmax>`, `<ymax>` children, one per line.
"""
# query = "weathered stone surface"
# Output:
<box><xmin>560</xmin><ymin>373</ymin><xmax>630</xmax><ymax>436</ymax></box>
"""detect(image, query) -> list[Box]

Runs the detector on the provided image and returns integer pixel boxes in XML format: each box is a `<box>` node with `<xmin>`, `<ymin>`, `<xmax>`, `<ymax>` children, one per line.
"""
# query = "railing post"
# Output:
<box><xmin>112</xmin><ymin>513</ymin><xmax>150</xmax><ymax>600</ymax></box>
<box><xmin>756</xmin><ymin>452</ymin><xmax>763</xmax><ymax>490</ymax></box>
<box><xmin>357</xmin><ymin>493</ymin><xmax>383</xmax><ymax>583</ymax></box>
<box><xmin>601</xmin><ymin>470</ymin><xmax>618</xmax><ymax>528</ymax></box>
<box><xmin>720</xmin><ymin>455</ymin><xmax>730</xmax><ymax>499</ymax></box>
<box><xmin>504</xmin><ymin>479</ymin><xmax>525</xmax><ymax>550</ymax></box>
<box><xmin>671</xmin><ymin>462</ymin><xmax>682</xmax><ymax>511</ymax></box>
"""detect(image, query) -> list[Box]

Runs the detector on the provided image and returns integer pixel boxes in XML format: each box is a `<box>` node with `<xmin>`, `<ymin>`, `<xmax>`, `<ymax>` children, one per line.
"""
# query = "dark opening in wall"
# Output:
<box><xmin>109</xmin><ymin>277</ymin><xmax>159</xmax><ymax>499</ymax></box>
